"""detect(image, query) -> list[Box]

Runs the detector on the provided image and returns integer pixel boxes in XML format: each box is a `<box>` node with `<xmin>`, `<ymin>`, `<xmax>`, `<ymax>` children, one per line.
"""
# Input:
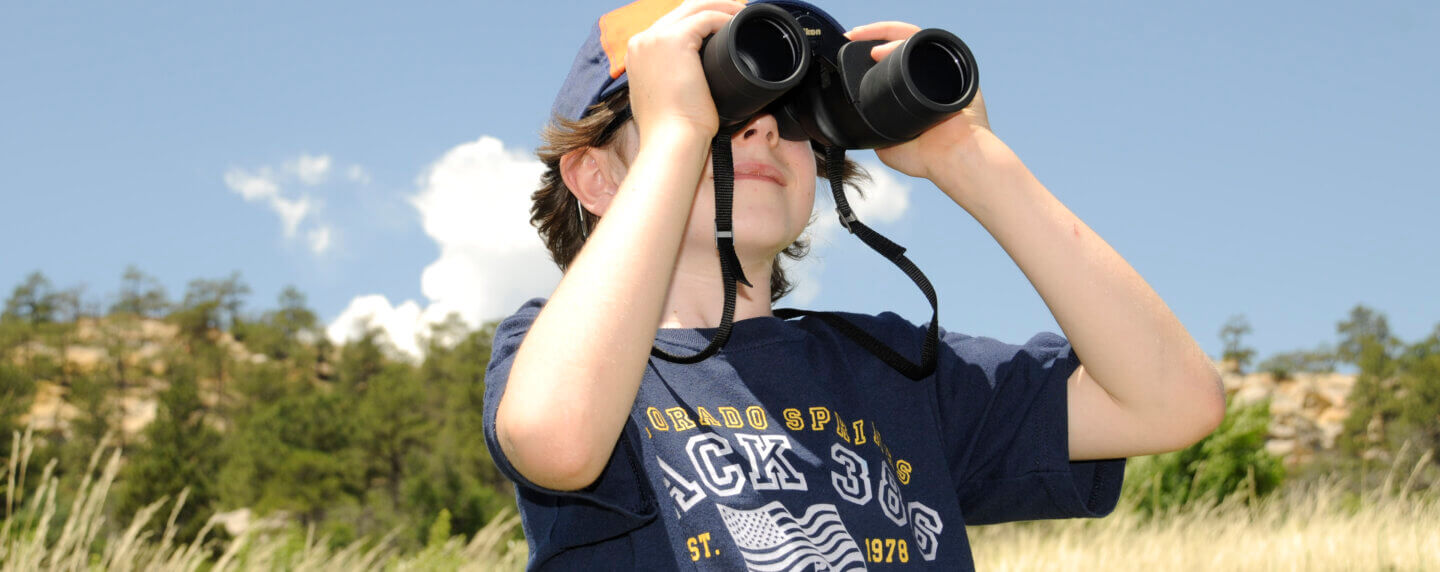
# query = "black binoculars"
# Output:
<box><xmin>700</xmin><ymin>1</ymin><xmax>978</xmax><ymax>150</ymax></box>
<box><xmin>650</xmin><ymin>1</ymin><xmax>964</xmax><ymax>375</ymax></box>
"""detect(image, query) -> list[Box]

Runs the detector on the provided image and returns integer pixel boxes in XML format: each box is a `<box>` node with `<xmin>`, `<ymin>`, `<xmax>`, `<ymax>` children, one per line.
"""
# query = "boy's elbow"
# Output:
<box><xmin>1197</xmin><ymin>367</ymin><xmax>1228</xmax><ymax>435</ymax></box>
<box><xmin>1171</xmin><ymin>366</ymin><xmax>1228</xmax><ymax>451</ymax></box>
<box><xmin>497</xmin><ymin>405</ymin><xmax>608</xmax><ymax>492</ymax></box>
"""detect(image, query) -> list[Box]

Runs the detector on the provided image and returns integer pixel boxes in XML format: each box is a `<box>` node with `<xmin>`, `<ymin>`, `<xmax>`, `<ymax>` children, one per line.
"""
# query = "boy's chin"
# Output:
<box><xmin>683</xmin><ymin>230</ymin><xmax>797</xmax><ymax>262</ymax></box>
<box><xmin>731</xmin><ymin>224</ymin><xmax>800</xmax><ymax>252</ymax></box>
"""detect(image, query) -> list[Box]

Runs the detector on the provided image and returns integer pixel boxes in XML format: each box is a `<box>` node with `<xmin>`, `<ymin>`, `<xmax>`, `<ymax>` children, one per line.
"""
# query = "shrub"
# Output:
<box><xmin>1122</xmin><ymin>398</ymin><xmax>1285</xmax><ymax>517</ymax></box>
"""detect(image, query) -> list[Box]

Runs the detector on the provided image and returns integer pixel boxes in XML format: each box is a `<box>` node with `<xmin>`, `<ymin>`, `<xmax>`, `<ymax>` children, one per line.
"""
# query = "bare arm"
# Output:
<box><xmin>931</xmin><ymin>129</ymin><xmax>1225</xmax><ymax>460</ymax></box>
<box><xmin>848</xmin><ymin>22</ymin><xmax>1226</xmax><ymax>461</ymax></box>
<box><xmin>497</xmin><ymin>126</ymin><xmax>710</xmax><ymax>490</ymax></box>
<box><xmin>494</xmin><ymin>0</ymin><xmax>744</xmax><ymax>491</ymax></box>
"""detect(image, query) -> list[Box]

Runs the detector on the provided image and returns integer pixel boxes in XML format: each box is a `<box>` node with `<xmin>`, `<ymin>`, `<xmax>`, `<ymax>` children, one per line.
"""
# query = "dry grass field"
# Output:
<box><xmin>4</xmin><ymin>428</ymin><xmax>1438</xmax><ymax>571</ymax></box>
<box><xmin>967</xmin><ymin>473</ymin><xmax>1440</xmax><ymax>571</ymax></box>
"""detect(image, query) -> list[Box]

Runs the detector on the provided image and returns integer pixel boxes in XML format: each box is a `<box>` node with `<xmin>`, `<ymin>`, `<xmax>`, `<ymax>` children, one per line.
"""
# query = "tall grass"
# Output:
<box><xmin>1</xmin><ymin>428</ymin><xmax>529</xmax><ymax>571</ymax></box>
<box><xmin>968</xmin><ymin>452</ymin><xmax>1440</xmax><ymax>571</ymax></box>
<box><xmin>8</xmin><ymin>425</ymin><xmax>1440</xmax><ymax>570</ymax></box>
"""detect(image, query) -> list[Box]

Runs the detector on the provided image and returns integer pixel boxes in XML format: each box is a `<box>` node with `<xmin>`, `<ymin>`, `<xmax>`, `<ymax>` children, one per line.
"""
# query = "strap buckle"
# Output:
<box><xmin>837</xmin><ymin>210</ymin><xmax>858</xmax><ymax>233</ymax></box>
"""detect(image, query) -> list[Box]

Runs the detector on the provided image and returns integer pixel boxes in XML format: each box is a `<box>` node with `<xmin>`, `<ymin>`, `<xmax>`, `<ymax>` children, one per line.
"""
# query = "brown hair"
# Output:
<box><xmin>531</xmin><ymin>88</ymin><xmax>869</xmax><ymax>303</ymax></box>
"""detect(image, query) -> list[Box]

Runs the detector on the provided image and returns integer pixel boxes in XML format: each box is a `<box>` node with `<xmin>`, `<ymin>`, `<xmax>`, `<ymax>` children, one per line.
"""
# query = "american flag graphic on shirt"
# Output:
<box><xmin>716</xmin><ymin>501</ymin><xmax>866</xmax><ymax>571</ymax></box>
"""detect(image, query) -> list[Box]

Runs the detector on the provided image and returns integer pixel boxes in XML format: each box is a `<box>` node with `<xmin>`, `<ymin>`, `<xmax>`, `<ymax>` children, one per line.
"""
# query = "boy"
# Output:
<box><xmin>485</xmin><ymin>0</ymin><xmax>1225</xmax><ymax>568</ymax></box>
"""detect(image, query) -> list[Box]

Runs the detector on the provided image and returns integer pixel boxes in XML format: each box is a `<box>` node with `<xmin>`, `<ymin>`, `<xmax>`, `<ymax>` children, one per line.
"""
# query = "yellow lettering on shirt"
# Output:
<box><xmin>718</xmin><ymin>406</ymin><xmax>745</xmax><ymax>428</ymax></box>
<box><xmin>695</xmin><ymin>406</ymin><xmax>721</xmax><ymax>427</ymax></box>
<box><xmin>783</xmin><ymin>408</ymin><xmax>804</xmax><ymax>431</ymax></box>
<box><xmin>834</xmin><ymin>411</ymin><xmax>850</xmax><ymax>443</ymax></box>
<box><xmin>745</xmin><ymin>406</ymin><xmax>768</xmax><ymax>430</ymax></box>
<box><xmin>809</xmin><ymin>407</ymin><xmax>831</xmax><ymax>431</ymax></box>
<box><xmin>667</xmin><ymin>407</ymin><xmax>697</xmax><ymax>431</ymax></box>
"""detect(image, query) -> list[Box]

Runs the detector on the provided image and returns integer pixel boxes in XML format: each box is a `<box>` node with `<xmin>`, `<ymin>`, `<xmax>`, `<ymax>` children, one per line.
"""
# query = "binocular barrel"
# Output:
<box><xmin>700</xmin><ymin>4</ymin><xmax>809</xmax><ymax>123</ymax></box>
<box><xmin>699</xmin><ymin>4</ymin><xmax>978</xmax><ymax>148</ymax></box>
<box><xmin>856</xmin><ymin>28</ymin><xmax>978</xmax><ymax>142</ymax></box>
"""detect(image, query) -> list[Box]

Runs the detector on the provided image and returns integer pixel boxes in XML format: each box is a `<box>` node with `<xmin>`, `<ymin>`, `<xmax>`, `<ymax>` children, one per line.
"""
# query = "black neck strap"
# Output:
<box><xmin>773</xmin><ymin>146</ymin><xmax>939</xmax><ymax>380</ymax></box>
<box><xmin>649</xmin><ymin>126</ymin><xmax>747</xmax><ymax>364</ymax></box>
<box><xmin>650</xmin><ymin>138</ymin><xmax>939</xmax><ymax>381</ymax></box>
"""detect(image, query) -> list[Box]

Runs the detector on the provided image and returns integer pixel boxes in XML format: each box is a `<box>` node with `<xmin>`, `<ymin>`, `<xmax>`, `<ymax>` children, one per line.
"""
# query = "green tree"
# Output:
<box><xmin>337</xmin><ymin>326</ymin><xmax>387</xmax><ymax>392</ymax></box>
<box><xmin>218</xmin><ymin>388</ymin><xmax>363</xmax><ymax>526</ymax></box>
<box><xmin>1257</xmin><ymin>345</ymin><xmax>1337</xmax><ymax>381</ymax></box>
<box><xmin>116</xmin><ymin>359</ymin><xmax>223</xmax><ymax>541</ymax></box>
<box><xmin>1337</xmin><ymin>305</ymin><xmax>1397</xmax><ymax>365</ymax></box>
<box><xmin>110</xmin><ymin>265</ymin><xmax>171</xmax><ymax>318</ymax></box>
<box><xmin>1393</xmin><ymin>327</ymin><xmax>1440</xmax><ymax>456</ymax></box>
<box><xmin>47</xmin><ymin>286</ymin><xmax>86</xmax><ymax>387</ymax></box>
<box><xmin>1338</xmin><ymin>305</ymin><xmax>1404</xmax><ymax>457</ymax></box>
<box><xmin>1356</xmin><ymin>325</ymin><xmax>1440</xmax><ymax>477</ymax></box>
<box><xmin>170</xmin><ymin>273</ymin><xmax>250</xmax><ymax>406</ymax></box>
<box><xmin>357</xmin><ymin>363</ymin><xmax>428</xmax><ymax>509</ymax></box>
<box><xmin>1220</xmin><ymin>315</ymin><xmax>1256</xmax><ymax>374</ymax></box>
<box><xmin>405</xmin><ymin>319</ymin><xmax>513</xmax><ymax>540</ymax></box>
<box><xmin>0</xmin><ymin>363</ymin><xmax>37</xmax><ymax>464</ymax></box>
<box><xmin>3</xmin><ymin>271</ymin><xmax>57</xmax><ymax>326</ymax></box>
<box><xmin>60</xmin><ymin>368</ymin><xmax>118</xmax><ymax>474</ymax></box>
<box><xmin>2</xmin><ymin>272</ymin><xmax>62</xmax><ymax>380</ymax></box>
<box><xmin>233</xmin><ymin>286</ymin><xmax>318</xmax><ymax>363</ymax></box>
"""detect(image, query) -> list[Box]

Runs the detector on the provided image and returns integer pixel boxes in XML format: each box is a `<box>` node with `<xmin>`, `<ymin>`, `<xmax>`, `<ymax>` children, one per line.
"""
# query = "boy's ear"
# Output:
<box><xmin>559</xmin><ymin>147</ymin><xmax>624</xmax><ymax>218</ymax></box>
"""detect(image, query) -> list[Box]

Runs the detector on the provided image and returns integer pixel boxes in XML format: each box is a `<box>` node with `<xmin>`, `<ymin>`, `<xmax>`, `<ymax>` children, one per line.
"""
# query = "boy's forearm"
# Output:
<box><xmin>499</xmin><ymin>124</ymin><xmax>712</xmax><ymax>490</ymax></box>
<box><xmin>931</xmin><ymin>130</ymin><xmax>1223</xmax><ymax>442</ymax></box>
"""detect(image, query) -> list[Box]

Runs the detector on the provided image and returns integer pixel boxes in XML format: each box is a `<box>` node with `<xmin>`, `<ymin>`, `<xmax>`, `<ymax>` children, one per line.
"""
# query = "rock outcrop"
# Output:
<box><xmin>1222</xmin><ymin>368</ymin><xmax>1356</xmax><ymax>467</ymax></box>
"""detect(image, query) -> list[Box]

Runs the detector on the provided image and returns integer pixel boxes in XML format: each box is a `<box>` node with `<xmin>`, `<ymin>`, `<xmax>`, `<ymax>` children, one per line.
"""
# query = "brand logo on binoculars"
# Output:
<box><xmin>804</xmin><ymin>28</ymin><xmax>822</xmax><ymax>37</ymax></box>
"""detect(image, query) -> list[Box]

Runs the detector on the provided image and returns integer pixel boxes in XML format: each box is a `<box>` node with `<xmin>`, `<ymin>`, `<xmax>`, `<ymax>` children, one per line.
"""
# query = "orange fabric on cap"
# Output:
<box><xmin>598</xmin><ymin>0</ymin><xmax>686</xmax><ymax>79</ymax></box>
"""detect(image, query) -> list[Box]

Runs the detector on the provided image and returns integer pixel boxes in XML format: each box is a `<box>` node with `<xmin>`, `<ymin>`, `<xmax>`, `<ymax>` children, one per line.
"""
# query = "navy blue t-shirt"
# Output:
<box><xmin>483</xmin><ymin>298</ymin><xmax>1124</xmax><ymax>570</ymax></box>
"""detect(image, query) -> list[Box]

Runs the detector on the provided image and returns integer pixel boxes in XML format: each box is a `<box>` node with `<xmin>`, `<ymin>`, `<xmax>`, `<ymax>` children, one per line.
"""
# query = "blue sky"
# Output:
<box><xmin>2</xmin><ymin>1</ymin><xmax>1437</xmax><ymax>360</ymax></box>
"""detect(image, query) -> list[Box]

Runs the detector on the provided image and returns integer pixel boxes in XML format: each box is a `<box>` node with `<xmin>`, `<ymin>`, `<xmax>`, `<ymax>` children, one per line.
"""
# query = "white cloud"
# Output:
<box><xmin>327</xmin><ymin>136</ymin><xmax>560</xmax><ymax>359</ymax></box>
<box><xmin>223</xmin><ymin>168</ymin><xmax>280</xmax><ymax>201</ymax></box>
<box><xmin>346</xmin><ymin>165</ymin><xmax>372</xmax><ymax>185</ymax></box>
<box><xmin>783</xmin><ymin>161</ymin><xmax>912</xmax><ymax>305</ymax></box>
<box><xmin>225</xmin><ymin>153</ymin><xmax>365</xmax><ymax>257</ymax></box>
<box><xmin>326</xmin><ymin>295</ymin><xmax>428</xmax><ymax>359</ymax></box>
<box><xmin>307</xmin><ymin>226</ymin><xmax>333</xmax><ymax>255</ymax></box>
<box><xmin>289</xmin><ymin>154</ymin><xmax>332</xmax><ymax>186</ymax></box>
<box><xmin>271</xmin><ymin>196</ymin><xmax>312</xmax><ymax>238</ymax></box>
<box><xmin>225</xmin><ymin>168</ymin><xmax>313</xmax><ymax>239</ymax></box>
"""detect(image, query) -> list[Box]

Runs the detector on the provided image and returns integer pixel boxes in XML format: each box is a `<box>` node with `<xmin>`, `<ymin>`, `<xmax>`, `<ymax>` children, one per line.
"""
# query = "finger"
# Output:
<box><xmin>844</xmin><ymin>21</ymin><xmax>921</xmax><ymax>42</ymax></box>
<box><xmin>647</xmin><ymin>0</ymin><xmax>743</xmax><ymax>43</ymax></box>
<box><xmin>662</xmin><ymin>0</ymin><xmax>745</xmax><ymax>24</ymax></box>
<box><xmin>677</xmin><ymin>10</ymin><xmax>739</xmax><ymax>42</ymax></box>
<box><xmin>869</xmin><ymin>39</ymin><xmax>905</xmax><ymax>62</ymax></box>
<box><xmin>633</xmin><ymin>9</ymin><xmax>736</xmax><ymax>55</ymax></box>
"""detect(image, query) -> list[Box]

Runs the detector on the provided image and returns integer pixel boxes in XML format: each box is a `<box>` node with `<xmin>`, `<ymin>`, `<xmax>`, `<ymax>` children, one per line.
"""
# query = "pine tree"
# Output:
<box><xmin>116</xmin><ymin>359</ymin><xmax>223</xmax><ymax>541</ymax></box>
<box><xmin>0</xmin><ymin>362</ymin><xmax>37</xmax><ymax>465</ymax></box>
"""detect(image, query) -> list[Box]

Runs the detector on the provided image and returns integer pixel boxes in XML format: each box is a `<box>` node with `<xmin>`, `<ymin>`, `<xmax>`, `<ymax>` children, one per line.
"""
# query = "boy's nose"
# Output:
<box><xmin>733</xmin><ymin>114</ymin><xmax>781</xmax><ymax>148</ymax></box>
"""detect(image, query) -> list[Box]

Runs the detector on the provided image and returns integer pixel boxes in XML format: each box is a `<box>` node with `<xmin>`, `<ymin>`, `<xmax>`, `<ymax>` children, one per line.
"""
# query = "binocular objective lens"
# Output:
<box><xmin>734</xmin><ymin>19</ymin><xmax>802</xmax><ymax>83</ymax></box>
<box><xmin>909</xmin><ymin>41</ymin><xmax>967</xmax><ymax>105</ymax></box>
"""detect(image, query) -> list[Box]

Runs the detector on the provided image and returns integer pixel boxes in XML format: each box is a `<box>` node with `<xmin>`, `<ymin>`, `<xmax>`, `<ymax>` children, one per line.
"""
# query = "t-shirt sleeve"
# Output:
<box><xmin>482</xmin><ymin>299</ymin><xmax>657</xmax><ymax>555</ymax></box>
<box><xmin>933</xmin><ymin>328</ymin><xmax>1125</xmax><ymax>525</ymax></box>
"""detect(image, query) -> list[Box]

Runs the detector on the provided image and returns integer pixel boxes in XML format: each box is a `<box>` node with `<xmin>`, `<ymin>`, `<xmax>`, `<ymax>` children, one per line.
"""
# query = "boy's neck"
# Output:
<box><xmin>658</xmin><ymin>253</ymin><xmax>774</xmax><ymax>329</ymax></box>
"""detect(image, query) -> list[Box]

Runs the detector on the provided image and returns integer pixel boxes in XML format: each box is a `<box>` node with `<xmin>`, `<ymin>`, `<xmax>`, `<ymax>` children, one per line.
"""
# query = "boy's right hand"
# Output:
<box><xmin>624</xmin><ymin>0</ymin><xmax>745</xmax><ymax>142</ymax></box>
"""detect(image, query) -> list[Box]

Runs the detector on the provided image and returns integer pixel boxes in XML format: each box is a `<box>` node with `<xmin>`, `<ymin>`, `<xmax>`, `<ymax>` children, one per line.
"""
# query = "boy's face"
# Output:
<box><xmin>615</xmin><ymin>113</ymin><xmax>818</xmax><ymax>267</ymax></box>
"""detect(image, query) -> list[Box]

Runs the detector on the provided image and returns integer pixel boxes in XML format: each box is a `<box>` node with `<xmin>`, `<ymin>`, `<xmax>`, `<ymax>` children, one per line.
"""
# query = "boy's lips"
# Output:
<box><xmin>731</xmin><ymin>162</ymin><xmax>787</xmax><ymax>187</ymax></box>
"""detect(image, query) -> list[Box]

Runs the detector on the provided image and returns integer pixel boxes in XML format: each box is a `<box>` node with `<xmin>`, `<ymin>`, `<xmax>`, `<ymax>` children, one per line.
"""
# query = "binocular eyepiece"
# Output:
<box><xmin>699</xmin><ymin>3</ymin><xmax>978</xmax><ymax>150</ymax></box>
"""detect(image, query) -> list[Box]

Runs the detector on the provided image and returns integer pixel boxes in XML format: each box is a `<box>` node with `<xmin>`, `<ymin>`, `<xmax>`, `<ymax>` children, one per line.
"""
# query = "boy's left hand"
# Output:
<box><xmin>845</xmin><ymin>22</ymin><xmax>991</xmax><ymax>182</ymax></box>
